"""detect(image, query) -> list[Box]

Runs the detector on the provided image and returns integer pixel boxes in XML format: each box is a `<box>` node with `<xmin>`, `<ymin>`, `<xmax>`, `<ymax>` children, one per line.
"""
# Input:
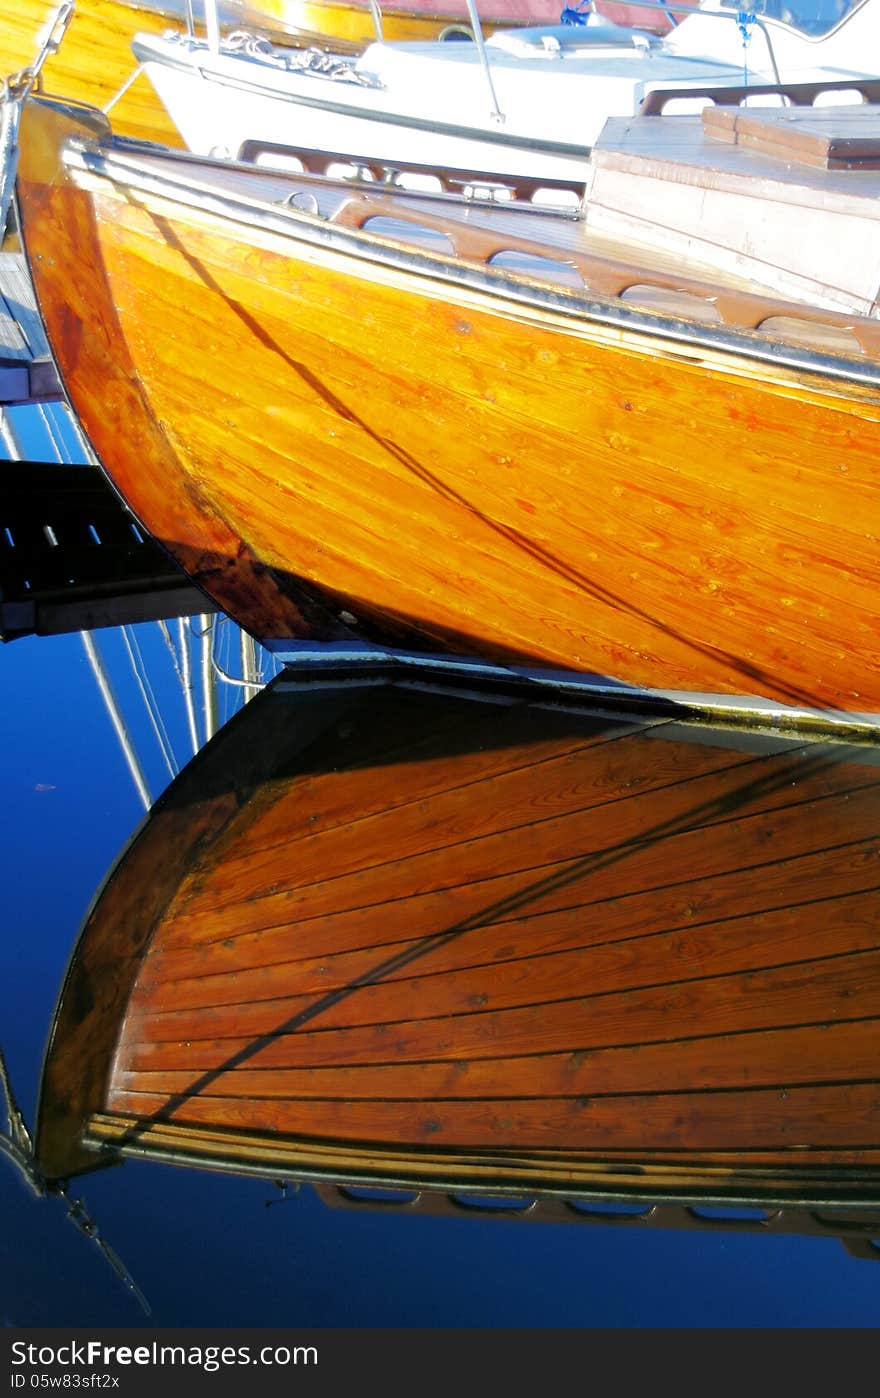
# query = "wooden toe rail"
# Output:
<box><xmin>331</xmin><ymin>193</ymin><xmax>880</xmax><ymax>360</ymax></box>
<box><xmin>641</xmin><ymin>76</ymin><xmax>880</xmax><ymax>116</ymax></box>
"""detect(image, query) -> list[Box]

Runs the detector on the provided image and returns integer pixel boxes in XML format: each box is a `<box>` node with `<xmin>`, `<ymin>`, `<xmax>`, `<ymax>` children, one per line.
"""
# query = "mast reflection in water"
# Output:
<box><xmin>2</xmin><ymin>633</ymin><xmax>879</xmax><ymax>1325</ymax></box>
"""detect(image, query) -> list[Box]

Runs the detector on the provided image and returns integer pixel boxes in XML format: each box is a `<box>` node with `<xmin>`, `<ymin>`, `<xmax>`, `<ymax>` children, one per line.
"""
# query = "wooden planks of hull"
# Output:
<box><xmin>35</xmin><ymin>675</ymin><xmax>880</xmax><ymax>1201</ymax></box>
<box><xmin>0</xmin><ymin>0</ymin><xmax>185</xmax><ymax>148</ymax></box>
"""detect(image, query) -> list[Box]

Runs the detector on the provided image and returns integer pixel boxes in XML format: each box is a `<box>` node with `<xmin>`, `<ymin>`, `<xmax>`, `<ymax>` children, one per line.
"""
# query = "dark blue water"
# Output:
<box><xmin>2</xmin><ymin>621</ymin><xmax>880</xmax><ymax>1328</ymax></box>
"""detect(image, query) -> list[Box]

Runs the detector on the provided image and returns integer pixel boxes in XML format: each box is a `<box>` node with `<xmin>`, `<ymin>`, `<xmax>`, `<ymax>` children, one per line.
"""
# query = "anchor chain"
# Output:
<box><xmin>1</xmin><ymin>0</ymin><xmax>75</xmax><ymax>106</ymax></box>
<box><xmin>0</xmin><ymin>1</ymin><xmax>75</xmax><ymax>240</ymax></box>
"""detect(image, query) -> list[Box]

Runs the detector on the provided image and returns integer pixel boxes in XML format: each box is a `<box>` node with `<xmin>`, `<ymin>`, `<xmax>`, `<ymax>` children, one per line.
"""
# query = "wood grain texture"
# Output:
<box><xmin>252</xmin><ymin>0</ymin><xmax>675</xmax><ymax>39</ymax></box>
<box><xmin>17</xmin><ymin>98</ymin><xmax>880</xmax><ymax>717</ymax></box>
<box><xmin>0</xmin><ymin>0</ymin><xmax>185</xmax><ymax>147</ymax></box>
<box><xmin>36</xmin><ymin>676</ymin><xmax>880</xmax><ymax>1201</ymax></box>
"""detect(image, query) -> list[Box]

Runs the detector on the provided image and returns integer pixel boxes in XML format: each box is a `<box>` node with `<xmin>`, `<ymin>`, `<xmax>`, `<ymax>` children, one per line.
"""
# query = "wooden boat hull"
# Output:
<box><xmin>246</xmin><ymin>0</ymin><xmax>676</xmax><ymax>43</ymax></box>
<box><xmin>35</xmin><ymin>671</ymin><xmax>880</xmax><ymax>1203</ymax></box>
<box><xmin>0</xmin><ymin>0</ymin><xmax>185</xmax><ymax>147</ymax></box>
<box><xmin>15</xmin><ymin>99</ymin><xmax>880</xmax><ymax>720</ymax></box>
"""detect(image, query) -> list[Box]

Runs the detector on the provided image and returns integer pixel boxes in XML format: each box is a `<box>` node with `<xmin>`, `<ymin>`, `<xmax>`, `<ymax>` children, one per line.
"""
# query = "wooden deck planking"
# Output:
<box><xmin>126</xmin><ymin>936</ymin><xmax>880</xmax><ymax>1040</ymax></box>
<box><xmin>138</xmin><ymin>872</ymin><xmax>880</xmax><ymax>997</ymax></box>
<box><xmin>130</xmin><ymin>200</ymin><xmax>880</xmax><ymax>510</ymax></box>
<box><xmin>196</xmin><ymin>718</ymin><xmax>650</xmax><ymax>881</ymax></box>
<box><xmin>113</xmin><ymin>1016</ymin><xmax>880</xmax><ymax>1101</ymax></box>
<box><xmin>117</xmin><ymin>946</ymin><xmax>880</xmax><ymax>1057</ymax></box>
<box><xmin>138</xmin><ymin>236</ymin><xmax>880</xmax><ymax>592</ymax></box>
<box><xmin>161</xmin><ymin>737</ymin><xmax>871</xmax><ymax>924</ymax></box>
<box><xmin>103</xmin><ymin>1081</ymin><xmax>880</xmax><ymax>1152</ymax></box>
<box><xmin>84</xmin><ymin>1112</ymin><xmax>880</xmax><ymax>1179</ymax></box>
<box><xmin>18</xmin><ymin>98</ymin><xmax>880</xmax><ymax>718</ymax></box>
<box><xmin>171</xmin><ymin>732</ymin><xmax>824</xmax><ymax>918</ymax></box>
<box><xmin>134</xmin><ymin>882</ymin><xmax>880</xmax><ymax>1018</ymax></box>
<box><xmin>152</xmin><ymin>832</ymin><xmax>880</xmax><ymax>972</ymax></box>
<box><xmin>154</xmin><ymin>780</ymin><xmax>880</xmax><ymax>961</ymax></box>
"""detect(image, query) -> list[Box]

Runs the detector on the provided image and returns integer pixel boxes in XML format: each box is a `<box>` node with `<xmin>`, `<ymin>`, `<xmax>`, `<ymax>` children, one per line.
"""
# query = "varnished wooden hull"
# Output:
<box><xmin>248</xmin><ymin>0</ymin><xmax>675</xmax><ymax>42</ymax></box>
<box><xmin>36</xmin><ymin>672</ymin><xmax>880</xmax><ymax>1203</ymax></box>
<box><xmin>16</xmin><ymin>99</ymin><xmax>880</xmax><ymax>720</ymax></box>
<box><xmin>0</xmin><ymin>0</ymin><xmax>185</xmax><ymax>147</ymax></box>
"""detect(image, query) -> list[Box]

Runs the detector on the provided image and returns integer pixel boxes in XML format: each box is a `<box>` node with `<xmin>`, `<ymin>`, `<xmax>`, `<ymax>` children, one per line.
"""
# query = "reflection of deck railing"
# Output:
<box><xmin>311</xmin><ymin>1182</ymin><xmax>880</xmax><ymax>1260</ymax></box>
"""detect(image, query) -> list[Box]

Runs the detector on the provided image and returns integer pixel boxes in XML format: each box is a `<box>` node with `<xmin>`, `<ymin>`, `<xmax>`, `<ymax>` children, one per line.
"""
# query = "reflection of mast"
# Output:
<box><xmin>80</xmin><ymin>629</ymin><xmax>151</xmax><ymax>812</ymax></box>
<box><xmin>241</xmin><ymin>628</ymin><xmax>259</xmax><ymax>704</ymax></box>
<box><xmin>177</xmin><ymin>615</ymin><xmax>199</xmax><ymax>758</ymax></box>
<box><xmin>0</xmin><ymin>405</ymin><xmax>25</xmax><ymax>460</ymax></box>
<box><xmin>199</xmin><ymin>613</ymin><xmax>218</xmax><ymax>744</ymax></box>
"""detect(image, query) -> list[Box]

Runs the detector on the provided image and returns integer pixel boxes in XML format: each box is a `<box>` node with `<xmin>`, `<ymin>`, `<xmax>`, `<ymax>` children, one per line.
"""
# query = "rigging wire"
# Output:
<box><xmin>121</xmin><ymin>624</ymin><xmax>179</xmax><ymax>780</ymax></box>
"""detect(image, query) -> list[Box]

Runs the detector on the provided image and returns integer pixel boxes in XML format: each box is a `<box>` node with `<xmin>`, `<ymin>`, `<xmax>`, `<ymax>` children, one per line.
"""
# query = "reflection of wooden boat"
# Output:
<box><xmin>35</xmin><ymin>671</ymin><xmax>880</xmax><ymax>1205</ymax></box>
<box><xmin>16</xmin><ymin>94</ymin><xmax>880</xmax><ymax>726</ymax></box>
<box><xmin>312</xmin><ymin>1182</ymin><xmax>880</xmax><ymax>1258</ymax></box>
<box><xmin>244</xmin><ymin>1</ymin><xmax>676</xmax><ymax>45</ymax></box>
<box><xmin>134</xmin><ymin>0</ymin><xmax>880</xmax><ymax>178</ymax></box>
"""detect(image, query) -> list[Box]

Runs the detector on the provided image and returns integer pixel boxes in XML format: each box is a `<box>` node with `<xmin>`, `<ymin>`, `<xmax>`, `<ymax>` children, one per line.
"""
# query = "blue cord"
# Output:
<box><xmin>736</xmin><ymin>10</ymin><xmax>757</xmax><ymax>85</ymax></box>
<box><xmin>561</xmin><ymin>1</ymin><xmax>592</xmax><ymax>24</ymax></box>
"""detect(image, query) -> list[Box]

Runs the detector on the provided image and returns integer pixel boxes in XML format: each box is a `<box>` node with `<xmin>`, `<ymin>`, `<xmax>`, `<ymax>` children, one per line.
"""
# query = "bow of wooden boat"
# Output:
<box><xmin>15</xmin><ymin>94</ymin><xmax>349</xmax><ymax>645</ymax></box>
<box><xmin>14</xmin><ymin>91</ymin><xmax>880</xmax><ymax>724</ymax></box>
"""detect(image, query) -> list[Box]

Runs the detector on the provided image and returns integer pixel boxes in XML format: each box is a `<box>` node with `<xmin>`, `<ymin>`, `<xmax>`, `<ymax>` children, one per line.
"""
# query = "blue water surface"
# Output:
<box><xmin>2</xmin><ymin>620</ymin><xmax>879</xmax><ymax>1329</ymax></box>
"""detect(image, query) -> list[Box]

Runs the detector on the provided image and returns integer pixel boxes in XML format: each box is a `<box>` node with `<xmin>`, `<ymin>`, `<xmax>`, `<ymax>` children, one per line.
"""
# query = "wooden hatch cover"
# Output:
<box><xmin>703</xmin><ymin>103</ymin><xmax>880</xmax><ymax>170</ymax></box>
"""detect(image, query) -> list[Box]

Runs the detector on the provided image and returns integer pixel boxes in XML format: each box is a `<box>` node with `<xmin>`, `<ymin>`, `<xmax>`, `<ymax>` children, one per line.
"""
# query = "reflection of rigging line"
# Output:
<box><xmin>1</xmin><ymin>1042</ymin><xmax>151</xmax><ymax>1315</ymax></box>
<box><xmin>91</xmin><ymin>611</ymin><xmax>270</xmax><ymax>808</ymax></box>
<box><xmin>121</xmin><ymin>624</ymin><xmax>179</xmax><ymax>780</ymax></box>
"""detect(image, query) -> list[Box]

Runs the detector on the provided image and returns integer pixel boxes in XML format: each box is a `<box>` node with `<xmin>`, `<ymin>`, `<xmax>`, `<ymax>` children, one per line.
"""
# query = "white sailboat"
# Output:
<box><xmin>133</xmin><ymin>0</ymin><xmax>880</xmax><ymax>180</ymax></box>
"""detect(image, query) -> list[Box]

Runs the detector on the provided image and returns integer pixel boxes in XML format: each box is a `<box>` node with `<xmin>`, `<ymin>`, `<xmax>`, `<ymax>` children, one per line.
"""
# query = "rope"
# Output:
<box><xmin>102</xmin><ymin>62</ymin><xmax>145</xmax><ymax>116</ymax></box>
<box><xmin>188</xmin><ymin>28</ymin><xmax>376</xmax><ymax>85</ymax></box>
<box><xmin>736</xmin><ymin>10</ymin><xmax>757</xmax><ymax>85</ymax></box>
<box><xmin>560</xmin><ymin>2</ymin><xmax>592</xmax><ymax>24</ymax></box>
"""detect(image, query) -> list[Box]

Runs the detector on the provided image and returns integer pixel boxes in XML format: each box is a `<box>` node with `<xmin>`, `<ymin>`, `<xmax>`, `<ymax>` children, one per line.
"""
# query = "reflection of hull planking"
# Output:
<box><xmin>36</xmin><ymin>672</ymin><xmax>880</xmax><ymax>1207</ymax></box>
<box><xmin>16</xmin><ymin>95</ymin><xmax>880</xmax><ymax>726</ymax></box>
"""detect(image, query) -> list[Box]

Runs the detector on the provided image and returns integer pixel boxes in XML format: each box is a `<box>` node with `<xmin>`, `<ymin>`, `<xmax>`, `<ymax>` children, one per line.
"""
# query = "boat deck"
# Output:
<box><xmin>585</xmin><ymin>104</ymin><xmax>880</xmax><ymax>317</ymax></box>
